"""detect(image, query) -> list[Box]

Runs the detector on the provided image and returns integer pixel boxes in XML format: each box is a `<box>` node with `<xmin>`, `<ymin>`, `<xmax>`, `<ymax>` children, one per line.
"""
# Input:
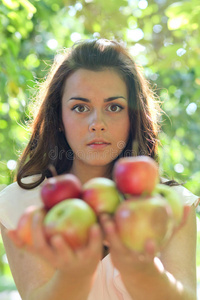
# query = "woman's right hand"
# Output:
<box><xmin>7</xmin><ymin>208</ymin><xmax>103</xmax><ymax>279</ymax></box>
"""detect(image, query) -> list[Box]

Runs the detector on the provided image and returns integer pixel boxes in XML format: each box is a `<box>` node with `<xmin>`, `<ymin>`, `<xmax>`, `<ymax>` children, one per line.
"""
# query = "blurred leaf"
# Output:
<box><xmin>19</xmin><ymin>0</ymin><xmax>37</xmax><ymax>14</ymax></box>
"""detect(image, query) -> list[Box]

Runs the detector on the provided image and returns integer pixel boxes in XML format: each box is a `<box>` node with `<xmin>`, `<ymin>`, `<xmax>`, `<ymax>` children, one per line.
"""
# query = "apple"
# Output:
<box><xmin>41</xmin><ymin>174</ymin><xmax>82</xmax><ymax>210</ymax></box>
<box><xmin>113</xmin><ymin>156</ymin><xmax>159</xmax><ymax>196</ymax></box>
<box><xmin>153</xmin><ymin>184</ymin><xmax>183</xmax><ymax>226</ymax></box>
<box><xmin>17</xmin><ymin>206</ymin><xmax>46</xmax><ymax>246</ymax></box>
<box><xmin>82</xmin><ymin>177</ymin><xmax>123</xmax><ymax>215</ymax></box>
<box><xmin>115</xmin><ymin>195</ymin><xmax>174</xmax><ymax>253</ymax></box>
<box><xmin>44</xmin><ymin>199</ymin><xmax>97</xmax><ymax>250</ymax></box>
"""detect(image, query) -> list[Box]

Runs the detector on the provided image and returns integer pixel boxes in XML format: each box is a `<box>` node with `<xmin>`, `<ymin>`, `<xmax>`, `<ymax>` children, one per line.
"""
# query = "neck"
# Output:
<box><xmin>69</xmin><ymin>160</ymin><xmax>113</xmax><ymax>184</ymax></box>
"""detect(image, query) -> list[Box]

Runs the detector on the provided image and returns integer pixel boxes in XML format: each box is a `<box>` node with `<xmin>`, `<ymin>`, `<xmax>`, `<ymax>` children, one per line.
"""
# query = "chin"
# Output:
<box><xmin>86</xmin><ymin>159</ymin><xmax>113</xmax><ymax>167</ymax></box>
<box><xmin>75</xmin><ymin>149</ymin><xmax>122</xmax><ymax>168</ymax></box>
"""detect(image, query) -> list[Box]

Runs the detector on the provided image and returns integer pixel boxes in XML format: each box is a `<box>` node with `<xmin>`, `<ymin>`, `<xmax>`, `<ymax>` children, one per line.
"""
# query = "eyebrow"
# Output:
<box><xmin>68</xmin><ymin>96</ymin><xmax>127</xmax><ymax>102</ymax></box>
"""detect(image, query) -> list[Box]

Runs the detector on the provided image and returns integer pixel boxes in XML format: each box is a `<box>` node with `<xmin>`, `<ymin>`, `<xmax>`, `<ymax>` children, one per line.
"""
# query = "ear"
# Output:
<box><xmin>58</xmin><ymin>123</ymin><xmax>65</xmax><ymax>132</ymax></box>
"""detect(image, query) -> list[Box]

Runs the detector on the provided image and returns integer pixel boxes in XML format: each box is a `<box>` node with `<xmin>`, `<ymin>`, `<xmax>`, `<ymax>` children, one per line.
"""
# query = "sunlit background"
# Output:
<box><xmin>0</xmin><ymin>0</ymin><xmax>199</xmax><ymax>298</ymax></box>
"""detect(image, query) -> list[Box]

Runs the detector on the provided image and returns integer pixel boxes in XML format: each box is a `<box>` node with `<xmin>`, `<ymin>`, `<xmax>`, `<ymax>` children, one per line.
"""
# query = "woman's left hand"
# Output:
<box><xmin>99</xmin><ymin>205</ymin><xmax>190</xmax><ymax>277</ymax></box>
<box><xmin>99</xmin><ymin>214</ymin><xmax>156</xmax><ymax>277</ymax></box>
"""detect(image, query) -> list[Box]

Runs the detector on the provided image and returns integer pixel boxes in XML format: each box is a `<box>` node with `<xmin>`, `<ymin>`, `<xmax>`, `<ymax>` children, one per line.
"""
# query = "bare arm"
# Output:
<box><xmin>1</xmin><ymin>213</ymin><xmax>102</xmax><ymax>300</ymax></box>
<box><xmin>101</xmin><ymin>204</ymin><xmax>197</xmax><ymax>300</ymax></box>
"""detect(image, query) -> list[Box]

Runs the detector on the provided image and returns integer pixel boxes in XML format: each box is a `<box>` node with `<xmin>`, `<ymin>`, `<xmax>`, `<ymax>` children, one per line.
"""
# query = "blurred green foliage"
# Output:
<box><xmin>0</xmin><ymin>235</ymin><xmax>17</xmax><ymax>292</ymax></box>
<box><xmin>0</xmin><ymin>0</ymin><xmax>200</xmax><ymax>295</ymax></box>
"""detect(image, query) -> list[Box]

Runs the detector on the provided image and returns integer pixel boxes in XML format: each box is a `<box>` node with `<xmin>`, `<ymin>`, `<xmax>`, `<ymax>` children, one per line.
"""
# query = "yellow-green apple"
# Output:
<box><xmin>115</xmin><ymin>195</ymin><xmax>173</xmax><ymax>253</ymax></box>
<box><xmin>82</xmin><ymin>177</ymin><xmax>123</xmax><ymax>215</ymax></box>
<box><xmin>44</xmin><ymin>199</ymin><xmax>97</xmax><ymax>250</ymax></box>
<box><xmin>153</xmin><ymin>184</ymin><xmax>183</xmax><ymax>226</ymax></box>
<box><xmin>41</xmin><ymin>174</ymin><xmax>82</xmax><ymax>210</ymax></box>
<box><xmin>17</xmin><ymin>206</ymin><xmax>46</xmax><ymax>246</ymax></box>
<box><xmin>113</xmin><ymin>156</ymin><xmax>159</xmax><ymax>196</ymax></box>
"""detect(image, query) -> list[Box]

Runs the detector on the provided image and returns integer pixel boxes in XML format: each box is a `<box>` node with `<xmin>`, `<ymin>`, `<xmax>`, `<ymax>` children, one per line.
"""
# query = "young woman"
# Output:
<box><xmin>0</xmin><ymin>39</ymin><xmax>199</xmax><ymax>300</ymax></box>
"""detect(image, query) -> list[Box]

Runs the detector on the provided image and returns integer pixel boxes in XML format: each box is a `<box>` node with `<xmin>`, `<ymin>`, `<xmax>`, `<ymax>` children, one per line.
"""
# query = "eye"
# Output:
<box><xmin>71</xmin><ymin>104</ymin><xmax>89</xmax><ymax>113</ymax></box>
<box><xmin>107</xmin><ymin>104</ymin><xmax>124</xmax><ymax>112</ymax></box>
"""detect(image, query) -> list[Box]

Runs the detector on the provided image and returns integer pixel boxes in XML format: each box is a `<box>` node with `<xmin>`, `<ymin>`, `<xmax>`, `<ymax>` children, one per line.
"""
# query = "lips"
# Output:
<box><xmin>87</xmin><ymin>139</ymin><xmax>111</xmax><ymax>149</ymax></box>
<box><xmin>87</xmin><ymin>139</ymin><xmax>110</xmax><ymax>146</ymax></box>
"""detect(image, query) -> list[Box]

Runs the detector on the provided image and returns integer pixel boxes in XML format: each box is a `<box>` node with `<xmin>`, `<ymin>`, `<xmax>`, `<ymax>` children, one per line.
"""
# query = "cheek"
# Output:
<box><xmin>109</xmin><ymin>124</ymin><xmax>130</xmax><ymax>150</ymax></box>
<box><xmin>62</xmin><ymin>115</ymin><xmax>86</xmax><ymax>145</ymax></box>
<box><xmin>112</xmin><ymin>116</ymin><xmax>130</xmax><ymax>138</ymax></box>
<box><xmin>62</xmin><ymin>115</ymin><xmax>75</xmax><ymax>138</ymax></box>
<box><xmin>62</xmin><ymin>111</ymin><xmax>76</xmax><ymax>131</ymax></box>
<box><xmin>120</xmin><ymin>120</ymin><xmax>130</xmax><ymax>145</ymax></box>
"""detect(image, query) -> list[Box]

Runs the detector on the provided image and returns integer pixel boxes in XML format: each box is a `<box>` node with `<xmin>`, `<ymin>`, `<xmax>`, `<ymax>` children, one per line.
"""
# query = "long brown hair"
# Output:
<box><xmin>17</xmin><ymin>39</ymin><xmax>161</xmax><ymax>189</ymax></box>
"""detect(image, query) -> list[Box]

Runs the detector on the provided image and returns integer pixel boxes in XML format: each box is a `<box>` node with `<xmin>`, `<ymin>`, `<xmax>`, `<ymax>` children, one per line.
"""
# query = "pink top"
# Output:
<box><xmin>0</xmin><ymin>175</ymin><xmax>199</xmax><ymax>299</ymax></box>
<box><xmin>88</xmin><ymin>254</ymin><xmax>133</xmax><ymax>300</ymax></box>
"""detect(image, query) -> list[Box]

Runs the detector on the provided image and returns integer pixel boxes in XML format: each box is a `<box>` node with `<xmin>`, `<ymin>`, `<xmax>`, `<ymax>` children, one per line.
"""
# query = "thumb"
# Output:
<box><xmin>180</xmin><ymin>205</ymin><xmax>191</xmax><ymax>227</ymax></box>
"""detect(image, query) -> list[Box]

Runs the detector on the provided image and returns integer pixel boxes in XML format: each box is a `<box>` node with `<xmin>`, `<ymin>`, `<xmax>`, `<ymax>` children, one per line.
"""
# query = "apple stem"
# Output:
<box><xmin>48</xmin><ymin>164</ymin><xmax>58</xmax><ymax>177</ymax></box>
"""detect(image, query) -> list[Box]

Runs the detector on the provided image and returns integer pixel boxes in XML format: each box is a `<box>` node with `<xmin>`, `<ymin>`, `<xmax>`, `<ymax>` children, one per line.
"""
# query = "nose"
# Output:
<box><xmin>88</xmin><ymin>111</ymin><xmax>107</xmax><ymax>132</ymax></box>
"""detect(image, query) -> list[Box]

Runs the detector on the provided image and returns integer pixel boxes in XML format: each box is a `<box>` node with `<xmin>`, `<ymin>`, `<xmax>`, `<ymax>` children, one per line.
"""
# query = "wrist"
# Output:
<box><xmin>29</xmin><ymin>269</ymin><xmax>94</xmax><ymax>300</ymax></box>
<box><xmin>119</xmin><ymin>257</ymin><xmax>166</xmax><ymax>296</ymax></box>
<box><xmin>55</xmin><ymin>268</ymin><xmax>93</xmax><ymax>287</ymax></box>
<box><xmin>119</xmin><ymin>255</ymin><xmax>158</xmax><ymax>281</ymax></box>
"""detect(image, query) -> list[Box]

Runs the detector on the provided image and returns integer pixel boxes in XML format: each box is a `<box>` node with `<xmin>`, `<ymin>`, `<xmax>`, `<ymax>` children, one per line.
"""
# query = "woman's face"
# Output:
<box><xmin>61</xmin><ymin>68</ymin><xmax>130</xmax><ymax>171</ymax></box>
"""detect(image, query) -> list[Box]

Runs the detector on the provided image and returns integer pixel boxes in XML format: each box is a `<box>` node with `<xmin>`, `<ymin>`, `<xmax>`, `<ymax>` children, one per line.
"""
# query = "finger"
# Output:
<box><xmin>50</xmin><ymin>234</ymin><xmax>75</xmax><ymax>262</ymax></box>
<box><xmin>101</xmin><ymin>218</ymin><xmax>128</xmax><ymax>254</ymax></box>
<box><xmin>171</xmin><ymin>205</ymin><xmax>191</xmax><ymax>237</ymax></box>
<box><xmin>28</xmin><ymin>212</ymin><xmax>56</xmax><ymax>263</ymax></box>
<box><xmin>75</xmin><ymin>224</ymin><xmax>102</xmax><ymax>261</ymax></box>
<box><xmin>87</xmin><ymin>224</ymin><xmax>103</xmax><ymax>255</ymax></box>
<box><xmin>99</xmin><ymin>213</ymin><xmax>112</xmax><ymax>226</ymax></box>
<box><xmin>98</xmin><ymin>214</ymin><xmax>111</xmax><ymax>243</ymax></box>
<box><xmin>32</xmin><ymin>212</ymin><xmax>47</xmax><ymax>246</ymax></box>
<box><xmin>7</xmin><ymin>229</ymin><xmax>25</xmax><ymax>248</ymax></box>
<box><xmin>99</xmin><ymin>213</ymin><xmax>114</xmax><ymax>238</ymax></box>
<box><xmin>144</xmin><ymin>239</ymin><xmax>158</xmax><ymax>261</ymax></box>
<box><xmin>181</xmin><ymin>205</ymin><xmax>191</xmax><ymax>226</ymax></box>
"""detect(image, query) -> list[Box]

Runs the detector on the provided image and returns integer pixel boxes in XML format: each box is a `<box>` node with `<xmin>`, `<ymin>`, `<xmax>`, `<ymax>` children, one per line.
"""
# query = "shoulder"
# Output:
<box><xmin>172</xmin><ymin>184</ymin><xmax>199</xmax><ymax>207</ymax></box>
<box><xmin>0</xmin><ymin>175</ymin><xmax>44</xmax><ymax>229</ymax></box>
<box><xmin>161</xmin><ymin>178</ymin><xmax>199</xmax><ymax>208</ymax></box>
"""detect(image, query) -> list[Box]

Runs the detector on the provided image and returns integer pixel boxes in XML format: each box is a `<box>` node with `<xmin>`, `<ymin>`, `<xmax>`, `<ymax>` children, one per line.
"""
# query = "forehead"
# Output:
<box><xmin>62</xmin><ymin>68</ymin><xmax>128</xmax><ymax>97</ymax></box>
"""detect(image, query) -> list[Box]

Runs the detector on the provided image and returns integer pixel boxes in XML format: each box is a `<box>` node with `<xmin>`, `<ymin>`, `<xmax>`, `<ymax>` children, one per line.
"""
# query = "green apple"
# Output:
<box><xmin>82</xmin><ymin>177</ymin><xmax>123</xmax><ymax>215</ymax></box>
<box><xmin>153</xmin><ymin>184</ymin><xmax>183</xmax><ymax>226</ymax></box>
<box><xmin>115</xmin><ymin>195</ymin><xmax>174</xmax><ymax>253</ymax></box>
<box><xmin>44</xmin><ymin>199</ymin><xmax>97</xmax><ymax>250</ymax></box>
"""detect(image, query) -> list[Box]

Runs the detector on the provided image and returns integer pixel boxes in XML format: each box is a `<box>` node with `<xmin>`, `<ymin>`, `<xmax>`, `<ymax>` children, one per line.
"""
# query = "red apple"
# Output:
<box><xmin>153</xmin><ymin>184</ymin><xmax>183</xmax><ymax>227</ymax></box>
<box><xmin>17</xmin><ymin>206</ymin><xmax>46</xmax><ymax>246</ymax></box>
<box><xmin>113</xmin><ymin>156</ymin><xmax>159</xmax><ymax>196</ymax></box>
<box><xmin>41</xmin><ymin>174</ymin><xmax>82</xmax><ymax>210</ymax></box>
<box><xmin>44</xmin><ymin>199</ymin><xmax>97</xmax><ymax>250</ymax></box>
<box><xmin>82</xmin><ymin>177</ymin><xmax>123</xmax><ymax>215</ymax></box>
<box><xmin>115</xmin><ymin>195</ymin><xmax>173</xmax><ymax>253</ymax></box>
